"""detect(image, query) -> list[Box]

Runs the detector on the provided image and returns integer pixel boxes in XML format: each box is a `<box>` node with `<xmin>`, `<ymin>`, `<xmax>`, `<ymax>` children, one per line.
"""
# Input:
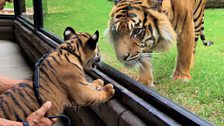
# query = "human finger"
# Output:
<box><xmin>35</xmin><ymin>101</ymin><xmax>52</xmax><ymax>116</ymax></box>
<box><xmin>51</xmin><ymin>118</ymin><xmax>58</xmax><ymax>124</ymax></box>
<box><xmin>40</xmin><ymin>118</ymin><xmax>54</xmax><ymax>126</ymax></box>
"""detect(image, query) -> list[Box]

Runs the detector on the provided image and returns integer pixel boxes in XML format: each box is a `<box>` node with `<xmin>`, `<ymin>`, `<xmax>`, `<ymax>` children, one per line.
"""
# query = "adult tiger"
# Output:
<box><xmin>0</xmin><ymin>27</ymin><xmax>115</xmax><ymax>121</ymax></box>
<box><xmin>105</xmin><ymin>0</ymin><xmax>212</xmax><ymax>87</ymax></box>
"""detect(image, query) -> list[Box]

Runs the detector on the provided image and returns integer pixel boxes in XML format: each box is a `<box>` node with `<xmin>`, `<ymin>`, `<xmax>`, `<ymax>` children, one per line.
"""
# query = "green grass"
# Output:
<box><xmin>154</xmin><ymin>9</ymin><xmax>224</xmax><ymax>125</ymax></box>
<box><xmin>4</xmin><ymin>2</ymin><xmax>14</xmax><ymax>9</ymax></box>
<box><xmin>43</xmin><ymin>1</ymin><xmax>224</xmax><ymax>125</ymax></box>
<box><xmin>43</xmin><ymin>0</ymin><xmax>122</xmax><ymax>68</ymax></box>
<box><xmin>4</xmin><ymin>0</ymin><xmax>33</xmax><ymax>9</ymax></box>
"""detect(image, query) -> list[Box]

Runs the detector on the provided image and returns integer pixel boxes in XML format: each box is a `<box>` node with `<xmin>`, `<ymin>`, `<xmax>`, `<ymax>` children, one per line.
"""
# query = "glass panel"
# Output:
<box><xmin>21</xmin><ymin>0</ymin><xmax>34</xmax><ymax>23</ymax></box>
<box><xmin>42</xmin><ymin>1</ymin><xmax>223</xmax><ymax>125</ymax></box>
<box><xmin>0</xmin><ymin>0</ymin><xmax>14</xmax><ymax>15</ymax></box>
<box><xmin>42</xmin><ymin>0</ymin><xmax>123</xmax><ymax>69</ymax></box>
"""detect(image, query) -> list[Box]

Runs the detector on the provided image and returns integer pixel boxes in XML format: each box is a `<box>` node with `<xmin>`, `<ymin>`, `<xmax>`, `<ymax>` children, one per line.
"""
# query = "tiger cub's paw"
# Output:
<box><xmin>93</xmin><ymin>79</ymin><xmax>104</xmax><ymax>87</ymax></box>
<box><xmin>102</xmin><ymin>84</ymin><xmax>115</xmax><ymax>99</ymax></box>
<box><xmin>92</xmin><ymin>79</ymin><xmax>104</xmax><ymax>90</ymax></box>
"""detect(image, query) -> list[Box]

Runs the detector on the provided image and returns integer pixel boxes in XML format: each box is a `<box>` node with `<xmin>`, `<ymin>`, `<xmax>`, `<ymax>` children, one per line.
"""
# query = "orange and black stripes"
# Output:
<box><xmin>0</xmin><ymin>29</ymin><xmax>101</xmax><ymax>121</ymax></box>
<box><xmin>111</xmin><ymin>0</ymin><xmax>211</xmax><ymax>51</ymax></box>
<box><xmin>0</xmin><ymin>83</ymin><xmax>38</xmax><ymax>120</ymax></box>
<box><xmin>193</xmin><ymin>0</ymin><xmax>213</xmax><ymax>53</ymax></box>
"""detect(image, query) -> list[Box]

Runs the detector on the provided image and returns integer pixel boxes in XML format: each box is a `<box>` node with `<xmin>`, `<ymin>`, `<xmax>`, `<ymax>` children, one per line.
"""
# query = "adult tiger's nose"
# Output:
<box><xmin>122</xmin><ymin>53</ymin><xmax>131</xmax><ymax>61</ymax></box>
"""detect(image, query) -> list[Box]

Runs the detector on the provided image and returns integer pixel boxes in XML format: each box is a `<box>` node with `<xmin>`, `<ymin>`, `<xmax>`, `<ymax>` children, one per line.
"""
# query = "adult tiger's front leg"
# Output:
<box><xmin>138</xmin><ymin>59</ymin><xmax>154</xmax><ymax>87</ymax></box>
<box><xmin>172</xmin><ymin>16</ymin><xmax>195</xmax><ymax>81</ymax></box>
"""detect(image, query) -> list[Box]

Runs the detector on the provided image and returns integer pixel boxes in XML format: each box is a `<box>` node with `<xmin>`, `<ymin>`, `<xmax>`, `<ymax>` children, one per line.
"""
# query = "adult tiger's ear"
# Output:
<box><xmin>63</xmin><ymin>27</ymin><xmax>76</xmax><ymax>41</ymax></box>
<box><xmin>143</xmin><ymin>0</ymin><xmax>162</xmax><ymax>11</ymax></box>
<box><xmin>86</xmin><ymin>30</ymin><xmax>99</xmax><ymax>50</ymax></box>
<box><xmin>148</xmin><ymin>9</ymin><xmax>177</xmax><ymax>52</ymax></box>
<box><xmin>114</xmin><ymin>0</ymin><xmax>123</xmax><ymax>5</ymax></box>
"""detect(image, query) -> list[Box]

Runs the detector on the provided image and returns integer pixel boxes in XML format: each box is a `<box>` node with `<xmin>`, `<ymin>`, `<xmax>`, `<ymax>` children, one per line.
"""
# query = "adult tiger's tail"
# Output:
<box><xmin>193</xmin><ymin>0</ymin><xmax>213</xmax><ymax>51</ymax></box>
<box><xmin>199</xmin><ymin>14</ymin><xmax>213</xmax><ymax>46</ymax></box>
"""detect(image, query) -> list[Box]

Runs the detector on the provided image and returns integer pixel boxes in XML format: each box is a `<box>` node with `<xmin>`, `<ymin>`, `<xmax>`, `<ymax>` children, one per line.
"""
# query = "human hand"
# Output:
<box><xmin>0</xmin><ymin>101</ymin><xmax>56</xmax><ymax>126</ymax></box>
<box><xmin>25</xmin><ymin>101</ymin><xmax>57</xmax><ymax>126</ymax></box>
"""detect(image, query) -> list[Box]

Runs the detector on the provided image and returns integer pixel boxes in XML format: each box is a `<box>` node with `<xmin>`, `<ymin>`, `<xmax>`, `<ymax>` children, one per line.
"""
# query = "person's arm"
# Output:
<box><xmin>0</xmin><ymin>76</ymin><xmax>23</xmax><ymax>94</ymax></box>
<box><xmin>0</xmin><ymin>101</ymin><xmax>57</xmax><ymax>126</ymax></box>
<box><xmin>0</xmin><ymin>118</ymin><xmax>23</xmax><ymax>126</ymax></box>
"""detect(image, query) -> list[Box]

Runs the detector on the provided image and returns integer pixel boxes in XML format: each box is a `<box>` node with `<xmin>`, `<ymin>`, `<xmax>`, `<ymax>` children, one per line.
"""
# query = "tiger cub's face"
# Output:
<box><xmin>62</xmin><ymin>27</ymin><xmax>100</xmax><ymax>70</ymax></box>
<box><xmin>105</xmin><ymin>0</ymin><xmax>176</xmax><ymax>68</ymax></box>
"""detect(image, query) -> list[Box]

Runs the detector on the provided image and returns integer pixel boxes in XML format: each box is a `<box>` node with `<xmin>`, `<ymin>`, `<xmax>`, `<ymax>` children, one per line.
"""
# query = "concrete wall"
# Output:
<box><xmin>0</xmin><ymin>19</ymin><xmax>14</xmax><ymax>41</ymax></box>
<box><xmin>207</xmin><ymin>0</ymin><xmax>224</xmax><ymax>8</ymax></box>
<box><xmin>14</xmin><ymin>20</ymin><xmax>51</xmax><ymax>63</ymax></box>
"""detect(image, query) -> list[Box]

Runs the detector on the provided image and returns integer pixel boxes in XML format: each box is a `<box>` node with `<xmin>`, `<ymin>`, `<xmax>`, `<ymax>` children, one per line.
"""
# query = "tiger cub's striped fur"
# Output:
<box><xmin>0</xmin><ymin>27</ymin><xmax>115</xmax><ymax>121</ymax></box>
<box><xmin>106</xmin><ymin>0</ymin><xmax>212</xmax><ymax>87</ymax></box>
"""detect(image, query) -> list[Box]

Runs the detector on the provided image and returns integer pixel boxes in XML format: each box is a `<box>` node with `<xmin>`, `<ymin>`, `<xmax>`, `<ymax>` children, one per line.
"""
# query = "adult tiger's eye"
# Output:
<box><xmin>133</xmin><ymin>28</ymin><xmax>142</xmax><ymax>34</ymax></box>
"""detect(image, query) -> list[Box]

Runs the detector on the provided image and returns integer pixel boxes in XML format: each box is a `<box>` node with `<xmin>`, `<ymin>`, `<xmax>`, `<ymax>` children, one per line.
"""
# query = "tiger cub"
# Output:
<box><xmin>0</xmin><ymin>27</ymin><xmax>115</xmax><ymax>121</ymax></box>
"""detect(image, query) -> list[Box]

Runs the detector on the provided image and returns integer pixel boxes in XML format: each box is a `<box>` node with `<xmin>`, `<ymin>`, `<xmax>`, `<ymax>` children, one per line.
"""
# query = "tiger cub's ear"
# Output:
<box><xmin>86</xmin><ymin>30</ymin><xmax>99</xmax><ymax>50</ymax></box>
<box><xmin>64</xmin><ymin>27</ymin><xmax>76</xmax><ymax>41</ymax></box>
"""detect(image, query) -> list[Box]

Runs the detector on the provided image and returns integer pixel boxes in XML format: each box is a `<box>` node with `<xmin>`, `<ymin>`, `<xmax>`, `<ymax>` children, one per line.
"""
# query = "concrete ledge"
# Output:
<box><xmin>0</xmin><ymin>40</ymin><xmax>32</xmax><ymax>79</ymax></box>
<box><xmin>14</xmin><ymin>20</ymin><xmax>51</xmax><ymax>63</ymax></box>
<box><xmin>0</xmin><ymin>19</ymin><xmax>14</xmax><ymax>26</ymax></box>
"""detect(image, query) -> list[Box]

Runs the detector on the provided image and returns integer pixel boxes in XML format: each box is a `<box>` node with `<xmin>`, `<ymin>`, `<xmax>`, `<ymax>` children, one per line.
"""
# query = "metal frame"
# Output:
<box><xmin>33</xmin><ymin>0</ymin><xmax>43</xmax><ymax>30</ymax></box>
<box><xmin>0</xmin><ymin>0</ymin><xmax>213</xmax><ymax>125</ymax></box>
<box><xmin>94</xmin><ymin>62</ymin><xmax>213</xmax><ymax>126</ymax></box>
<box><xmin>0</xmin><ymin>15</ymin><xmax>15</xmax><ymax>19</ymax></box>
<box><xmin>13</xmin><ymin>0</ymin><xmax>21</xmax><ymax>17</ymax></box>
<box><xmin>87</xmin><ymin>69</ymin><xmax>181</xmax><ymax>125</ymax></box>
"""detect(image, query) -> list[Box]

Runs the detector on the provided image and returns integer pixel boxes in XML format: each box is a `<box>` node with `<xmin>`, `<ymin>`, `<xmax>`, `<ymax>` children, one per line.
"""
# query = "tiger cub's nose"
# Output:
<box><xmin>95</xmin><ymin>56</ymin><xmax>101</xmax><ymax>63</ymax></box>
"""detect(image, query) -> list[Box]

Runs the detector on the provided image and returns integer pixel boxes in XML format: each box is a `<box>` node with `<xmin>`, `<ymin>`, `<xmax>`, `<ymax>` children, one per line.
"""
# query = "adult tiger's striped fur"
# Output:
<box><xmin>105</xmin><ymin>0</ymin><xmax>212</xmax><ymax>87</ymax></box>
<box><xmin>193</xmin><ymin>1</ymin><xmax>213</xmax><ymax>54</ymax></box>
<box><xmin>0</xmin><ymin>27</ymin><xmax>115</xmax><ymax>121</ymax></box>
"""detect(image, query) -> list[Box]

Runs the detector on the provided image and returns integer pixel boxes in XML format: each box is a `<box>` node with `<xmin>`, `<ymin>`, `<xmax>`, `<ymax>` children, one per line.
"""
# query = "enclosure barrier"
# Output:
<box><xmin>0</xmin><ymin>15</ymin><xmax>214</xmax><ymax>126</ymax></box>
<box><xmin>206</xmin><ymin>0</ymin><xmax>224</xmax><ymax>8</ymax></box>
<box><xmin>0</xmin><ymin>0</ymin><xmax>215</xmax><ymax>125</ymax></box>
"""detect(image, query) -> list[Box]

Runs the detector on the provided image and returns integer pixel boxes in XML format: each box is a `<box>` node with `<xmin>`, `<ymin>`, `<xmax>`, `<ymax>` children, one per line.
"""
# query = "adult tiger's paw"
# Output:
<box><xmin>138</xmin><ymin>79</ymin><xmax>155</xmax><ymax>88</ymax></box>
<box><xmin>103</xmin><ymin>84</ymin><xmax>115</xmax><ymax>99</ymax></box>
<box><xmin>172</xmin><ymin>71</ymin><xmax>191</xmax><ymax>82</ymax></box>
<box><xmin>138</xmin><ymin>76</ymin><xmax>155</xmax><ymax>88</ymax></box>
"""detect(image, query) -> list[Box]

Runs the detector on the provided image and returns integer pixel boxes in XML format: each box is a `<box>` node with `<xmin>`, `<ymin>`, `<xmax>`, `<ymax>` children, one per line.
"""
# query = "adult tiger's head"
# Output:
<box><xmin>61</xmin><ymin>27</ymin><xmax>100</xmax><ymax>69</ymax></box>
<box><xmin>105</xmin><ymin>0</ymin><xmax>176</xmax><ymax>67</ymax></box>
